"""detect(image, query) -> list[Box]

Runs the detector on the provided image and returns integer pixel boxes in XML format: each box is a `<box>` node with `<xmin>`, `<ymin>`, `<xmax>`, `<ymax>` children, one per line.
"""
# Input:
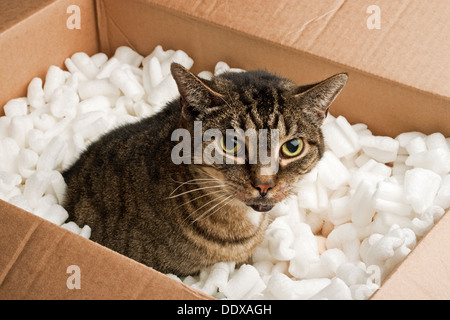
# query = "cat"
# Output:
<box><xmin>62</xmin><ymin>63</ymin><xmax>347</xmax><ymax>276</ymax></box>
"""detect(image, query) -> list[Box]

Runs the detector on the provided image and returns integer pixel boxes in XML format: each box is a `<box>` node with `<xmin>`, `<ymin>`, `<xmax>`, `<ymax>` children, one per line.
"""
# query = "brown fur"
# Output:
<box><xmin>62</xmin><ymin>63</ymin><xmax>347</xmax><ymax>276</ymax></box>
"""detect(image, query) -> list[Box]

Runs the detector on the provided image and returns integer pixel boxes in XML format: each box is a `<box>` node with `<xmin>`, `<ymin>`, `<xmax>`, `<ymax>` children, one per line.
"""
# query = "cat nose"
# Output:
<box><xmin>254</xmin><ymin>182</ymin><xmax>274</xmax><ymax>197</ymax></box>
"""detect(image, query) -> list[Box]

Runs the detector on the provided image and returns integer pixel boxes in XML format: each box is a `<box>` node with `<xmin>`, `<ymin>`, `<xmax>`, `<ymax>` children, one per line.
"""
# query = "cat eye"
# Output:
<box><xmin>220</xmin><ymin>135</ymin><xmax>242</xmax><ymax>155</ymax></box>
<box><xmin>280</xmin><ymin>138</ymin><xmax>304</xmax><ymax>158</ymax></box>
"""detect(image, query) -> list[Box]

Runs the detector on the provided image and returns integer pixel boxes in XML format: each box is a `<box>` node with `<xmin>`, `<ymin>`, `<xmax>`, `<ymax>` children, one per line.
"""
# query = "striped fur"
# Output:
<box><xmin>62</xmin><ymin>63</ymin><xmax>347</xmax><ymax>275</ymax></box>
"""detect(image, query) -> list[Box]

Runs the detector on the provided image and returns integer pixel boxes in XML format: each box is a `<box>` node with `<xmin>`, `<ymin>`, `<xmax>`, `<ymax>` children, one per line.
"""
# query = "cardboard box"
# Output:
<box><xmin>0</xmin><ymin>0</ymin><xmax>449</xmax><ymax>299</ymax></box>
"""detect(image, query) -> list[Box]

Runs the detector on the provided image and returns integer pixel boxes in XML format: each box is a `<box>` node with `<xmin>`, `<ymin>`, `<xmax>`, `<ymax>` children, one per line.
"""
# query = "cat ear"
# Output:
<box><xmin>294</xmin><ymin>73</ymin><xmax>348</xmax><ymax>124</ymax></box>
<box><xmin>171</xmin><ymin>63</ymin><xmax>224</xmax><ymax>120</ymax></box>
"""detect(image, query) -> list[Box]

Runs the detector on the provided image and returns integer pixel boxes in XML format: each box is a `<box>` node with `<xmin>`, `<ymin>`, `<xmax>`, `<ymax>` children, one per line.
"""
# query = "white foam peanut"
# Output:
<box><xmin>326</xmin><ymin>223</ymin><xmax>358</xmax><ymax>251</ymax></box>
<box><xmin>404</xmin><ymin>168</ymin><xmax>441</xmax><ymax>214</ymax></box>
<box><xmin>396</xmin><ymin>132</ymin><xmax>426</xmax><ymax>148</ymax></box>
<box><xmin>27</xmin><ymin>78</ymin><xmax>45</xmax><ymax>109</ymax></box>
<box><xmin>161</xmin><ymin>50</ymin><xmax>193</xmax><ymax>75</ymax></box>
<box><xmin>293</xmin><ymin>278</ymin><xmax>332</xmax><ymax>300</ymax></box>
<box><xmin>71</xmin><ymin>52</ymin><xmax>99</xmax><ymax>79</ymax></box>
<box><xmin>221</xmin><ymin>264</ymin><xmax>263</xmax><ymax>299</ymax></box>
<box><xmin>148</xmin><ymin>56</ymin><xmax>164</xmax><ymax>88</ymax></box>
<box><xmin>133</xmin><ymin>101</ymin><xmax>154</xmax><ymax>118</ymax></box>
<box><xmin>288</xmin><ymin>223</ymin><xmax>320</xmax><ymax>278</ymax></box>
<box><xmin>201</xmin><ymin>262</ymin><xmax>234</xmax><ymax>296</ymax></box>
<box><xmin>371</xmin><ymin>212</ymin><xmax>412</xmax><ymax>234</ymax></box>
<box><xmin>96</xmin><ymin>57</ymin><xmax>121</xmax><ymax>79</ymax></box>
<box><xmin>43</xmin><ymin>118</ymin><xmax>71</xmax><ymax>143</ymax></box>
<box><xmin>426</xmin><ymin>133</ymin><xmax>450</xmax><ymax>152</ymax></box>
<box><xmin>335</xmin><ymin>262</ymin><xmax>368</xmax><ymax>287</ymax></box>
<box><xmin>8</xmin><ymin>195</ymin><xmax>32</xmax><ymax>212</ymax></box>
<box><xmin>23</xmin><ymin>171</ymin><xmax>51</xmax><ymax>208</ymax></box>
<box><xmin>0</xmin><ymin>138</ymin><xmax>20</xmax><ymax>174</ymax></box>
<box><xmin>435</xmin><ymin>175</ymin><xmax>450</xmax><ymax>208</ymax></box>
<box><xmin>144</xmin><ymin>45</ymin><xmax>174</xmax><ymax>65</ymax></box>
<box><xmin>349</xmin><ymin>160</ymin><xmax>391</xmax><ymax>190</ymax></box>
<box><xmin>360</xmin><ymin>135</ymin><xmax>399</xmax><ymax>163</ymax></box>
<box><xmin>317</xmin><ymin>151</ymin><xmax>350</xmax><ymax>190</ymax></box>
<box><xmin>309</xmin><ymin>277</ymin><xmax>352</xmax><ymax>300</ymax></box>
<box><xmin>4</xmin><ymin>98</ymin><xmax>28</xmax><ymax>117</ymax></box>
<box><xmin>113</xmin><ymin>46</ymin><xmax>144</xmax><ymax>67</ymax></box>
<box><xmin>360</xmin><ymin>159</ymin><xmax>392</xmax><ymax>176</ymax></box>
<box><xmin>0</xmin><ymin>171</ymin><xmax>22</xmax><ymax>194</ymax></box>
<box><xmin>352</xmin><ymin>123</ymin><xmax>371</xmax><ymax>137</ymax></box>
<box><xmin>0</xmin><ymin>117</ymin><xmax>11</xmax><ymax>140</ymax></box>
<box><xmin>405</xmin><ymin>148</ymin><xmax>450</xmax><ymax>174</ymax></box>
<box><xmin>297</xmin><ymin>174</ymin><xmax>329</xmax><ymax>212</ymax></box>
<box><xmin>375</xmin><ymin>181</ymin><xmax>405</xmax><ymax>203</ymax></box>
<box><xmin>214</xmin><ymin>61</ymin><xmax>230</xmax><ymax>76</ymax></box>
<box><xmin>9</xmin><ymin>116</ymin><xmax>34</xmax><ymax>149</ymax></box>
<box><xmin>405</xmin><ymin>136</ymin><xmax>427</xmax><ymax>155</ymax></box>
<box><xmin>354</xmin><ymin>153</ymin><xmax>371</xmax><ymax>167</ymax></box>
<box><xmin>197</xmin><ymin>70</ymin><xmax>213</xmax><ymax>81</ymax></box>
<box><xmin>61</xmin><ymin>221</ymin><xmax>82</xmax><ymax>234</ymax></box>
<box><xmin>142</xmin><ymin>60</ymin><xmax>152</xmax><ymax>94</ymax></box>
<box><xmin>78</xmin><ymin>79</ymin><xmax>120</xmax><ymax>100</ymax></box>
<box><xmin>322</xmin><ymin>116</ymin><xmax>360</xmax><ymax>158</ymax></box>
<box><xmin>335</xmin><ymin>116</ymin><xmax>360</xmax><ymax>149</ymax></box>
<box><xmin>329</xmin><ymin>196</ymin><xmax>352</xmax><ymax>225</ymax></box>
<box><xmin>320</xmin><ymin>248</ymin><xmax>348</xmax><ymax>275</ymax></box>
<box><xmin>64</xmin><ymin>58</ymin><xmax>87</xmax><ymax>82</ymax></box>
<box><xmin>266</xmin><ymin>216</ymin><xmax>296</xmax><ymax>260</ymax></box>
<box><xmin>43</xmin><ymin>65</ymin><xmax>66</xmax><ymax>102</ymax></box>
<box><xmin>48</xmin><ymin>170</ymin><xmax>67</xmax><ymax>204</ymax></box>
<box><xmin>42</xmin><ymin>204</ymin><xmax>69</xmax><ymax>226</ymax></box>
<box><xmin>79</xmin><ymin>225</ymin><xmax>92</xmax><ymax>239</ymax></box>
<box><xmin>90</xmin><ymin>52</ymin><xmax>108</xmax><ymax>68</ymax></box>
<box><xmin>373</xmin><ymin>198</ymin><xmax>411</xmax><ymax>216</ymax></box>
<box><xmin>350</xmin><ymin>180</ymin><xmax>376</xmax><ymax>227</ymax></box>
<box><xmin>304</xmin><ymin>211</ymin><xmax>325</xmax><ymax>234</ymax></box>
<box><xmin>27</xmin><ymin>129</ymin><xmax>47</xmax><ymax>155</ymax></box>
<box><xmin>412</xmin><ymin>206</ymin><xmax>445</xmax><ymax>236</ymax></box>
<box><xmin>373</xmin><ymin>181</ymin><xmax>411</xmax><ymax>216</ymax></box>
<box><xmin>110</xmin><ymin>67</ymin><xmax>145</xmax><ymax>102</ymax></box>
<box><xmin>37</xmin><ymin>136</ymin><xmax>67</xmax><ymax>171</ymax></box>
<box><xmin>71</xmin><ymin>111</ymin><xmax>113</xmax><ymax>141</ymax></box>
<box><xmin>146</xmin><ymin>75</ymin><xmax>178</xmax><ymax>107</ymax></box>
<box><xmin>270</xmin><ymin>273</ymin><xmax>331</xmax><ymax>300</ymax></box>
<box><xmin>78</xmin><ymin>95</ymin><xmax>111</xmax><ymax>114</ymax></box>
<box><xmin>18</xmin><ymin>149</ymin><xmax>39</xmax><ymax>178</ymax></box>
<box><xmin>49</xmin><ymin>86</ymin><xmax>79</xmax><ymax>119</ymax></box>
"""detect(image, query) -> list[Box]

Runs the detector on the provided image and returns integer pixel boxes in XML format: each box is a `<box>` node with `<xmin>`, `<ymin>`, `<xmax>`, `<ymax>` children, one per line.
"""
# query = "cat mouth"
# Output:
<box><xmin>248</xmin><ymin>204</ymin><xmax>274</xmax><ymax>212</ymax></box>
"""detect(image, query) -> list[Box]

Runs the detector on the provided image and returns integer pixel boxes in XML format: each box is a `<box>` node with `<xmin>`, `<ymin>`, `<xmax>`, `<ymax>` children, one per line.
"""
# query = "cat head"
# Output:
<box><xmin>171</xmin><ymin>63</ymin><xmax>347</xmax><ymax>212</ymax></box>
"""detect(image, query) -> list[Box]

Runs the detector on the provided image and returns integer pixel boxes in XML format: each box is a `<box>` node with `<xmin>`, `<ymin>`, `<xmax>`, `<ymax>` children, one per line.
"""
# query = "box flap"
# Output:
<box><xmin>0</xmin><ymin>0</ymin><xmax>55</xmax><ymax>34</ymax></box>
<box><xmin>0</xmin><ymin>201</ymin><xmax>210</xmax><ymax>299</ymax></box>
<box><xmin>148</xmin><ymin>0</ymin><xmax>450</xmax><ymax>100</ymax></box>
<box><xmin>0</xmin><ymin>0</ymin><xmax>99</xmax><ymax>112</ymax></box>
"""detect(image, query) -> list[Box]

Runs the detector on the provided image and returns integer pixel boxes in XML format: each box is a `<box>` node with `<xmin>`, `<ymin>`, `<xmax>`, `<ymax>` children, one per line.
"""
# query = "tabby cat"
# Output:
<box><xmin>62</xmin><ymin>63</ymin><xmax>347</xmax><ymax>276</ymax></box>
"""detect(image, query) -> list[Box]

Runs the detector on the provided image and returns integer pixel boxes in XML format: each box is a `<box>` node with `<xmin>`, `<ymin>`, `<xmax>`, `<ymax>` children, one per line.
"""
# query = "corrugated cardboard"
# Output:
<box><xmin>0</xmin><ymin>0</ymin><xmax>99</xmax><ymax>115</ymax></box>
<box><xmin>0</xmin><ymin>0</ymin><xmax>449</xmax><ymax>299</ymax></box>
<box><xmin>0</xmin><ymin>201</ymin><xmax>210</xmax><ymax>299</ymax></box>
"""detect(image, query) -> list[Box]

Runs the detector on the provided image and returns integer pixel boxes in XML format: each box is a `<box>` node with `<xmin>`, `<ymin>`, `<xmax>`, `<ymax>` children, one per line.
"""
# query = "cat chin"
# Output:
<box><xmin>248</xmin><ymin>204</ymin><xmax>274</xmax><ymax>212</ymax></box>
<box><xmin>228</xmin><ymin>196</ymin><xmax>275</xmax><ymax>213</ymax></box>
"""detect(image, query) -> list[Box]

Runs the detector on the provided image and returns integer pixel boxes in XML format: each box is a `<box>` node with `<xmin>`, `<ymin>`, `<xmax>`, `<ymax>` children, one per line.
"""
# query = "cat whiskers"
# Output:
<box><xmin>172</xmin><ymin>189</ymin><xmax>224</xmax><ymax>212</ymax></box>
<box><xmin>191</xmin><ymin>194</ymin><xmax>235</xmax><ymax>224</ymax></box>
<box><xmin>169</xmin><ymin>169</ymin><xmax>236</xmax><ymax>224</ymax></box>
<box><xmin>168</xmin><ymin>178</ymin><xmax>221</xmax><ymax>198</ymax></box>
<box><xmin>180</xmin><ymin>192</ymin><xmax>228</xmax><ymax>225</ymax></box>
